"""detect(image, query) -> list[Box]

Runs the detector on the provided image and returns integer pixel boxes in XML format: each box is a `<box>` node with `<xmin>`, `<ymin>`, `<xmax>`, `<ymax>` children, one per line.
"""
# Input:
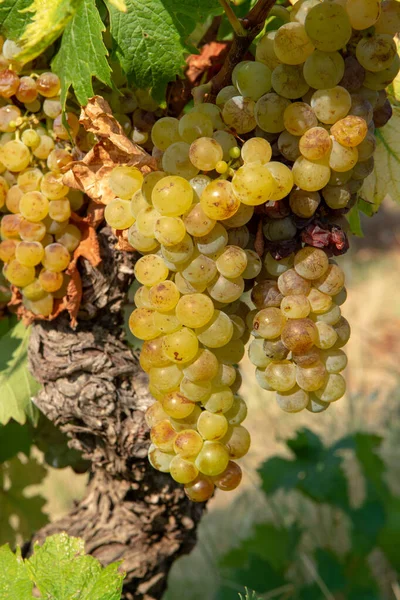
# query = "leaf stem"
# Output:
<box><xmin>218</xmin><ymin>0</ymin><xmax>247</xmax><ymax>37</ymax></box>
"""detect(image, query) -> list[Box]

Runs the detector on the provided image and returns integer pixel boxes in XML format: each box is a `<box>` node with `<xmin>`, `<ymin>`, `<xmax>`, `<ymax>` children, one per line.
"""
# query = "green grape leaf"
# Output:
<box><xmin>16</xmin><ymin>0</ymin><xmax>83</xmax><ymax>63</ymax></box>
<box><xmin>26</xmin><ymin>532</ymin><xmax>124</xmax><ymax>600</ymax></box>
<box><xmin>0</xmin><ymin>456</ymin><xmax>47</xmax><ymax>546</ymax></box>
<box><xmin>106</xmin><ymin>0</ymin><xmax>222</xmax><ymax>100</ymax></box>
<box><xmin>0</xmin><ymin>420</ymin><xmax>33</xmax><ymax>463</ymax></box>
<box><xmin>0</xmin><ymin>545</ymin><xmax>33</xmax><ymax>600</ymax></box>
<box><xmin>347</xmin><ymin>204</ymin><xmax>364</xmax><ymax>237</ymax></box>
<box><xmin>378</xmin><ymin>496</ymin><xmax>400</xmax><ymax>570</ymax></box>
<box><xmin>0</xmin><ymin>0</ymin><xmax>32</xmax><ymax>38</ymax></box>
<box><xmin>360</xmin><ymin>105</ymin><xmax>400</xmax><ymax>210</ymax></box>
<box><xmin>0</xmin><ymin>321</ymin><xmax>40</xmax><ymax>426</ymax></box>
<box><xmin>52</xmin><ymin>0</ymin><xmax>113</xmax><ymax>108</ymax></box>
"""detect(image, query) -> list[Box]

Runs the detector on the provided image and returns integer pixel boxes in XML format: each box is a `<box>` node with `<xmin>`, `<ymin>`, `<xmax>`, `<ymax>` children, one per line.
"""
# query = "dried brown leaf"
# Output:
<box><xmin>186</xmin><ymin>41</ymin><xmax>229</xmax><ymax>84</ymax></box>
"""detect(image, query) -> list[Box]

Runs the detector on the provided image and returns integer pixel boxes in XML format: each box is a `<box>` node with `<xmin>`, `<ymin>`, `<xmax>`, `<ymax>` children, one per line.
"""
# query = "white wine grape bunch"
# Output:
<box><xmin>0</xmin><ymin>37</ymin><xmax>86</xmax><ymax>316</ymax></box>
<box><xmin>102</xmin><ymin>0</ymin><xmax>399</xmax><ymax>502</ymax></box>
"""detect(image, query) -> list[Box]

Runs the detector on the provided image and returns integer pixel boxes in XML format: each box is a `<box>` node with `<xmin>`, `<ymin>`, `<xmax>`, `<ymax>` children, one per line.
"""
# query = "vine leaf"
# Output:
<box><xmin>105</xmin><ymin>0</ymin><xmax>222</xmax><ymax>100</ymax></box>
<box><xmin>360</xmin><ymin>105</ymin><xmax>400</xmax><ymax>210</ymax></box>
<box><xmin>0</xmin><ymin>0</ymin><xmax>33</xmax><ymax>39</ymax></box>
<box><xmin>0</xmin><ymin>456</ymin><xmax>47</xmax><ymax>547</ymax></box>
<box><xmin>52</xmin><ymin>0</ymin><xmax>113</xmax><ymax>108</ymax></box>
<box><xmin>26</xmin><ymin>533</ymin><xmax>125</xmax><ymax>600</ymax></box>
<box><xmin>16</xmin><ymin>0</ymin><xmax>83</xmax><ymax>64</ymax></box>
<box><xmin>0</xmin><ymin>545</ymin><xmax>33</xmax><ymax>600</ymax></box>
<box><xmin>0</xmin><ymin>321</ymin><xmax>40</xmax><ymax>426</ymax></box>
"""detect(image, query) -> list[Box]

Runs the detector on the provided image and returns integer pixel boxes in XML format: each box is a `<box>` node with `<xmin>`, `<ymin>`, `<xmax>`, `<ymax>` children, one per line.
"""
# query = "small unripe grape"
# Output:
<box><xmin>281</xmin><ymin>318</ymin><xmax>317</xmax><ymax>353</ymax></box>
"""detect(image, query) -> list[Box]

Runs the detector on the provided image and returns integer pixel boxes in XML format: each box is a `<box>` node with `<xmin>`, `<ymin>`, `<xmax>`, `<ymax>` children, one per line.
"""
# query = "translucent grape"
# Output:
<box><xmin>189</xmin><ymin>137</ymin><xmax>223</xmax><ymax>171</ymax></box>
<box><xmin>203</xmin><ymin>386</ymin><xmax>234</xmax><ymax>414</ymax></box>
<box><xmin>151</xmin><ymin>117</ymin><xmax>181</xmax><ymax>150</ymax></box>
<box><xmin>278</xmin><ymin>268</ymin><xmax>311</xmax><ymax>295</ymax></box>
<box><xmin>346</xmin><ymin>0</ymin><xmax>381</xmax><ymax>29</ymax></box>
<box><xmin>281</xmin><ymin>294</ymin><xmax>310</xmax><ymax>319</ymax></box>
<box><xmin>197</xmin><ymin>411</ymin><xmax>228</xmax><ymax>441</ymax></box>
<box><xmin>289</xmin><ymin>188</ymin><xmax>320</xmax><ymax>217</ymax></box>
<box><xmin>129</xmin><ymin>308</ymin><xmax>160</xmax><ymax>340</ymax></box>
<box><xmin>162</xmin><ymin>142</ymin><xmax>199</xmax><ymax>179</ymax></box>
<box><xmin>149</xmin><ymin>280</ymin><xmax>180</xmax><ymax>312</ymax></box>
<box><xmin>0</xmin><ymin>140</ymin><xmax>30</xmax><ymax>171</ymax></box>
<box><xmin>242</xmin><ymin>250</ymin><xmax>262</xmax><ymax>279</ymax></box>
<box><xmin>183</xmin><ymin>349</ymin><xmax>219</xmax><ymax>382</ymax></box>
<box><xmin>255</xmin><ymin>93</ymin><xmax>291</xmax><ymax>133</ymax></box>
<box><xmin>152</xmin><ymin>175</ymin><xmax>193</xmax><ymax>217</ymax></box>
<box><xmin>215</xmin><ymin>86</ymin><xmax>238</xmax><ymax>107</ymax></box>
<box><xmin>192</xmin><ymin>104</ymin><xmax>225</xmax><ymax>130</ymax></box>
<box><xmin>134</xmin><ymin>254</ymin><xmax>169</xmax><ymax>286</ymax></box>
<box><xmin>195</xmin><ymin>441</ymin><xmax>229</xmax><ymax>477</ymax></box>
<box><xmin>4</xmin><ymin>259</ymin><xmax>35</xmax><ymax>287</ymax></box>
<box><xmin>283</xmin><ymin>102</ymin><xmax>317</xmax><ymax>136</ymax></box>
<box><xmin>200</xmin><ymin>180</ymin><xmax>240</xmax><ymax>220</ymax></box>
<box><xmin>18</xmin><ymin>168</ymin><xmax>42</xmax><ymax>193</ymax></box>
<box><xmin>303</xmin><ymin>50</ymin><xmax>345</xmax><ymax>90</ymax></box>
<box><xmin>311</xmin><ymin>87</ymin><xmax>351</xmax><ymax>125</ymax></box>
<box><xmin>151</xmin><ymin>419</ymin><xmax>177</xmax><ymax>452</ymax></box>
<box><xmin>271</xmin><ymin>64</ymin><xmax>309</xmax><ymax>99</ymax></box>
<box><xmin>38</xmin><ymin>269</ymin><xmax>64</xmax><ymax>293</ymax></box>
<box><xmin>253</xmin><ymin>307</ymin><xmax>286</xmax><ymax>339</ymax></box>
<box><xmin>163</xmin><ymin>327</ymin><xmax>199</xmax><ymax>364</ymax></box>
<box><xmin>307</xmin><ymin>287</ymin><xmax>333</xmax><ymax>314</ymax></box>
<box><xmin>136</xmin><ymin>206</ymin><xmax>160</xmax><ymax>237</ymax></box>
<box><xmin>233</xmin><ymin>61</ymin><xmax>272</xmax><ymax>100</ymax></box>
<box><xmin>0</xmin><ymin>239</ymin><xmax>17</xmax><ymax>262</ymax></box>
<box><xmin>36</xmin><ymin>72</ymin><xmax>60</xmax><ymax>97</ymax></box>
<box><xmin>375</xmin><ymin>0</ymin><xmax>400</xmax><ymax>34</ymax></box>
<box><xmin>170</xmin><ymin>455</ymin><xmax>199</xmax><ymax>484</ymax></box>
<box><xmin>161</xmin><ymin>391</ymin><xmax>195</xmax><ymax>419</ymax></box>
<box><xmin>196</xmin><ymin>223</ymin><xmax>228</xmax><ymax>255</ymax></box>
<box><xmin>148</xmin><ymin>445</ymin><xmax>173</xmax><ymax>473</ymax></box>
<box><xmin>281</xmin><ymin>318</ymin><xmax>317</xmax><ymax>353</ymax></box>
<box><xmin>363</xmin><ymin>55</ymin><xmax>400</xmax><ymax>90</ymax></box>
<box><xmin>196</xmin><ymin>310</ymin><xmax>233</xmax><ymax>348</ymax></box>
<box><xmin>162</xmin><ymin>233</ymin><xmax>194</xmax><ymax>264</ymax></box>
<box><xmin>208</xmin><ymin>274</ymin><xmax>244</xmax><ymax>304</ymax></box>
<box><xmin>175</xmin><ymin>293</ymin><xmax>214</xmax><ymax>328</ymax></box>
<box><xmin>333</xmin><ymin>316</ymin><xmax>351</xmax><ymax>347</ymax></box>
<box><xmin>264</xmin><ymin>253</ymin><xmax>294</xmax><ymax>278</ymax></box>
<box><xmin>140</xmin><ymin>338</ymin><xmax>170</xmax><ymax>372</ymax></box>
<box><xmin>178</xmin><ymin>112</ymin><xmax>213</xmax><ymax>144</ymax></box>
<box><xmin>241</xmin><ymin>137</ymin><xmax>272</xmax><ymax>165</ymax></box>
<box><xmin>296</xmin><ymin>361</ymin><xmax>327</xmax><ymax>391</ymax></box>
<box><xmin>222</xmin><ymin>96</ymin><xmax>256</xmax><ymax>134</ymax></box>
<box><xmin>305</xmin><ymin>3</ymin><xmax>352</xmax><ymax>51</ymax></box>
<box><xmin>216</xmin><ymin>246</ymin><xmax>247</xmax><ymax>278</ymax></box>
<box><xmin>264</xmin><ymin>360</ymin><xmax>296</xmax><ymax>392</ymax></box>
<box><xmin>276</xmin><ymin>386</ymin><xmax>309</xmax><ymax>412</ymax></box>
<box><xmin>174</xmin><ymin>429</ymin><xmax>203</xmax><ymax>458</ymax></box>
<box><xmin>356</xmin><ymin>34</ymin><xmax>396</xmax><ymax>73</ymax></box>
<box><xmin>154</xmin><ymin>216</ymin><xmax>186</xmax><ymax>246</ymax></box>
<box><xmin>231</xmin><ymin>163</ymin><xmax>275</xmax><ymax>205</ymax></box>
<box><xmin>255</xmin><ymin>31</ymin><xmax>282</xmax><ymax>71</ymax></box>
<box><xmin>292</xmin><ymin>156</ymin><xmax>331</xmax><ymax>192</ymax></box>
<box><xmin>294</xmin><ymin>247</ymin><xmax>329</xmax><ymax>280</ymax></box>
<box><xmin>265</xmin><ymin>162</ymin><xmax>294</xmax><ymax>201</ymax></box>
<box><xmin>321</xmin><ymin>349</ymin><xmax>348</xmax><ymax>373</ymax></box>
<box><xmin>32</xmin><ymin>135</ymin><xmax>54</xmax><ymax>160</ymax></box>
<box><xmin>274</xmin><ymin>22</ymin><xmax>314</xmax><ymax>65</ymax></box>
<box><xmin>314</xmin><ymin>373</ymin><xmax>346</xmax><ymax>402</ymax></box>
<box><xmin>15</xmin><ymin>241</ymin><xmax>44</xmax><ymax>267</ymax></box>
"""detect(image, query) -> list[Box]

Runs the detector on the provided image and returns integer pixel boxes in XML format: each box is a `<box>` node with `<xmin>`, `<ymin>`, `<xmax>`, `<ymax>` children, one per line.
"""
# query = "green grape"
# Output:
<box><xmin>170</xmin><ymin>455</ymin><xmax>199</xmax><ymax>484</ymax></box>
<box><xmin>197</xmin><ymin>411</ymin><xmax>228</xmax><ymax>441</ymax></box>
<box><xmin>151</xmin><ymin>117</ymin><xmax>181</xmax><ymax>150</ymax></box>
<box><xmin>227</xmin><ymin>225</ymin><xmax>250</xmax><ymax>248</ymax></box>
<box><xmin>154</xmin><ymin>216</ymin><xmax>186</xmax><ymax>246</ymax></box>
<box><xmin>42</xmin><ymin>243</ymin><xmax>70</xmax><ymax>272</ymax></box>
<box><xmin>24</xmin><ymin>293</ymin><xmax>54</xmax><ymax>316</ymax></box>
<box><xmin>133</xmin><ymin>310</ymin><xmax>166</xmax><ymax>341</ymax></box>
<box><xmin>208</xmin><ymin>274</ymin><xmax>244</xmax><ymax>304</ymax></box>
<box><xmin>242</xmin><ymin>250</ymin><xmax>262</xmax><ymax>279</ymax></box>
<box><xmin>17</xmin><ymin>168</ymin><xmax>42</xmax><ymax>193</ymax></box>
<box><xmin>321</xmin><ymin>349</ymin><xmax>348</xmax><ymax>373</ymax></box>
<box><xmin>315</xmin><ymin>303</ymin><xmax>341</xmax><ymax>326</ymax></box>
<box><xmin>263</xmin><ymin>217</ymin><xmax>297</xmax><ymax>242</ymax></box>
<box><xmin>4</xmin><ymin>259</ymin><xmax>35</xmax><ymax>287</ymax></box>
<box><xmin>264</xmin><ymin>360</ymin><xmax>296</xmax><ymax>392</ymax></box>
<box><xmin>305</xmin><ymin>2</ymin><xmax>352</xmax><ymax>51</ymax></box>
<box><xmin>303</xmin><ymin>50</ymin><xmax>345</xmax><ymax>89</ymax></box>
<box><xmin>200</xmin><ymin>180</ymin><xmax>240</xmax><ymax>220</ymax></box>
<box><xmin>178</xmin><ymin>111</ymin><xmax>213</xmax><ymax>144</ymax></box>
<box><xmin>306</xmin><ymin>395</ymin><xmax>329</xmax><ymax>413</ymax></box>
<box><xmin>328</xmin><ymin>168</ymin><xmax>353</xmax><ymax>187</ymax></box>
<box><xmin>48</xmin><ymin>199</ymin><xmax>71</xmax><ymax>223</ymax></box>
<box><xmin>196</xmin><ymin>310</ymin><xmax>233</xmax><ymax>348</ymax></box>
<box><xmin>150</xmin><ymin>363</ymin><xmax>183</xmax><ymax>392</ymax></box>
<box><xmin>22</xmin><ymin>279</ymin><xmax>47</xmax><ymax>301</ymax></box>
<box><xmin>109</xmin><ymin>166</ymin><xmax>143</xmax><ymax>199</ymax></box>
<box><xmin>223</xmin><ymin>425</ymin><xmax>251</xmax><ymax>459</ymax></box>
<box><xmin>216</xmin><ymin>246</ymin><xmax>247</xmax><ymax>278</ymax></box>
<box><xmin>104</xmin><ymin>198</ymin><xmax>135</xmax><ymax>229</ymax></box>
<box><xmin>253</xmin><ymin>307</ymin><xmax>286</xmax><ymax>339</ymax></box>
<box><xmin>278</xmin><ymin>268</ymin><xmax>311</xmax><ymax>296</ymax></box>
<box><xmin>175</xmin><ymin>293</ymin><xmax>214</xmax><ymax>328</ymax></box>
<box><xmin>314</xmin><ymin>373</ymin><xmax>346</xmax><ymax>402</ymax></box>
<box><xmin>299</xmin><ymin>127</ymin><xmax>332</xmax><ymax>161</ymax></box>
<box><xmin>363</xmin><ymin>55</ymin><xmax>400</xmax><ymax>90</ymax></box>
<box><xmin>281</xmin><ymin>294</ymin><xmax>311</xmax><ymax>319</ymax></box>
<box><xmin>183</xmin><ymin>349</ymin><xmax>219</xmax><ymax>382</ymax></box>
<box><xmin>148</xmin><ymin>444</ymin><xmax>173</xmax><ymax>473</ymax></box>
<box><xmin>375</xmin><ymin>0</ymin><xmax>400</xmax><ymax>34</ymax></box>
<box><xmin>291</xmin><ymin>0</ymin><xmax>321</xmax><ymax>24</ymax></box>
<box><xmin>311</xmin><ymin>86</ymin><xmax>351</xmax><ymax>124</ymax></box>
<box><xmin>136</xmin><ymin>207</ymin><xmax>160</xmax><ymax>237</ymax></box>
<box><xmin>128</xmin><ymin>223</ymin><xmax>159</xmax><ymax>252</ymax></box>
<box><xmin>313</xmin><ymin>264</ymin><xmax>345</xmax><ymax>295</ymax></box>
<box><xmin>248</xmin><ymin>338</ymin><xmax>272</xmax><ymax>368</ymax></box>
<box><xmin>307</xmin><ymin>287</ymin><xmax>333</xmax><ymax>314</ymax></box>
<box><xmin>212</xmin><ymin>130</ymin><xmax>238</xmax><ymax>161</ymax></box>
<box><xmin>152</xmin><ymin>175</ymin><xmax>193</xmax><ymax>217</ymax></box>
<box><xmin>271</xmin><ymin>64</ymin><xmax>309</xmax><ymax>99</ymax></box>
<box><xmin>281</xmin><ymin>318</ymin><xmax>317</xmax><ymax>353</ymax></box>
<box><xmin>346</xmin><ymin>0</ymin><xmax>381</xmax><ymax>29</ymax></box>
<box><xmin>195</xmin><ymin>441</ymin><xmax>229</xmax><ymax>477</ymax></box>
<box><xmin>140</xmin><ymin>337</ymin><xmax>170</xmax><ymax>372</ymax></box>
<box><xmin>289</xmin><ymin>188</ymin><xmax>320</xmax><ymax>217</ymax></box>
<box><xmin>255</xmin><ymin>93</ymin><xmax>291</xmax><ymax>133</ymax></box>
<box><xmin>0</xmin><ymin>140</ymin><xmax>31</xmax><ymax>171</ymax></box>
<box><xmin>222</xmin><ymin>96</ymin><xmax>256</xmax><ymax>134</ymax></box>
<box><xmin>15</xmin><ymin>241</ymin><xmax>44</xmax><ymax>267</ymax></box>
<box><xmin>292</xmin><ymin>346</ymin><xmax>321</xmax><ymax>367</ymax></box>
<box><xmin>294</xmin><ymin>247</ymin><xmax>329</xmax><ymax>280</ymax></box>
<box><xmin>333</xmin><ymin>316</ymin><xmax>351</xmax><ymax>347</ymax></box>
<box><xmin>278</xmin><ymin>130</ymin><xmax>301</xmax><ymax>161</ymax></box>
<box><xmin>192</xmin><ymin>104</ymin><xmax>225</xmax><ymax>130</ymax></box>
<box><xmin>212</xmin><ymin>339</ymin><xmax>245</xmax><ymax>365</ymax></box>
<box><xmin>148</xmin><ymin>280</ymin><xmax>180</xmax><ymax>312</ymax></box>
<box><xmin>231</xmin><ymin>163</ymin><xmax>275</xmax><ymax>205</ymax></box>
<box><xmin>292</xmin><ymin>156</ymin><xmax>331</xmax><ymax>192</ymax></box>
<box><xmin>134</xmin><ymin>254</ymin><xmax>168</xmax><ymax>286</ymax></box>
<box><xmin>40</xmin><ymin>172</ymin><xmax>69</xmax><ymax>200</ymax></box>
<box><xmin>18</xmin><ymin>218</ymin><xmax>46</xmax><ymax>242</ymax></box>
<box><xmin>255</xmin><ymin>31</ymin><xmax>282</xmax><ymax>71</ymax></box>
<box><xmin>241</xmin><ymin>137</ymin><xmax>272</xmax><ymax>165</ymax></box>
<box><xmin>329</xmin><ymin>139</ymin><xmax>358</xmax><ymax>172</ymax></box>
<box><xmin>296</xmin><ymin>361</ymin><xmax>328</xmax><ymax>391</ymax></box>
<box><xmin>224</xmin><ymin>397</ymin><xmax>247</xmax><ymax>426</ymax></box>
<box><xmin>163</xmin><ymin>327</ymin><xmax>199</xmax><ymax>364</ymax></box>
<box><xmin>6</xmin><ymin>185</ymin><xmax>23</xmax><ymax>213</ymax></box>
<box><xmin>232</xmin><ymin>61</ymin><xmax>272</xmax><ymax>100</ymax></box>
<box><xmin>276</xmin><ymin>386</ymin><xmax>309</xmax><ymax>413</ymax></box>
<box><xmin>161</xmin><ymin>390</ymin><xmax>195</xmax><ymax>419</ymax></box>
<box><xmin>19</xmin><ymin>191</ymin><xmax>49</xmax><ymax>222</ymax></box>
<box><xmin>174</xmin><ymin>272</ymin><xmax>207</xmax><ymax>294</ymax></box>
<box><xmin>174</xmin><ymin>429</ymin><xmax>203</xmax><ymax>458</ymax></box>
<box><xmin>184</xmin><ymin>475</ymin><xmax>214</xmax><ymax>502</ymax></box>
<box><xmin>356</xmin><ymin>34</ymin><xmax>396</xmax><ymax>73</ymax></box>
<box><xmin>162</xmin><ymin>142</ymin><xmax>199</xmax><ymax>179</ymax></box>
<box><xmin>196</xmin><ymin>223</ymin><xmax>228</xmax><ymax>255</ymax></box>
<box><xmin>189</xmin><ymin>137</ymin><xmax>223</xmax><ymax>171</ymax></box>
<box><xmin>283</xmin><ymin>102</ymin><xmax>317</xmax><ymax>136</ymax></box>
<box><xmin>183</xmin><ymin>204</ymin><xmax>215</xmax><ymax>238</ymax></box>
<box><xmin>315</xmin><ymin>321</ymin><xmax>338</xmax><ymax>349</ymax></box>
<box><xmin>203</xmin><ymin>386</ymin><xmax>234</xmax><ymax>414</ymax></box>
<box><xmin>273</xmin><ymin>22</ymin><xmax>315</xmax><ymax>65</ymax></box>
<box><xmin>0</xmin><ymin>239</ymin><xmax>17</xmax><ymax>262</ymax></box>
<box><xmin>151</xmin><ymin>419</ymin><xmax>177</xmax><ymax>452</ymax></box>
<box><xmin>265</xmin><ymin>162</ymin><xmax>294</xmax><ymax>201</ymax></box>
<box><xmin>55</xmin><ymin>224</ymin><xmax>82</xmax><ymax>253</ymax></box>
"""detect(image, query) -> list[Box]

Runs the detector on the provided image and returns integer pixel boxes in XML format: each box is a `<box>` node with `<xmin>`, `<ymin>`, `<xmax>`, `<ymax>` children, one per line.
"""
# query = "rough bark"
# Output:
<box><xmin>28</xmin><ymin>226</ymin><xmax>204</xmax><ymax>600</ymax></box>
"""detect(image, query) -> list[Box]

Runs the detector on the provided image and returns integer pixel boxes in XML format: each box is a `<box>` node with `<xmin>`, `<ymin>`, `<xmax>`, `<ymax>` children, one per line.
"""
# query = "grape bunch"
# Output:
<box><xmin>101</xmin><ymin>0</ymin><xmax>398</xmax><ymax>501</ymax></box>
<box><xmin>0</xmin><ymin>37</ymin><xmax>85</xmax><ymax>316</ymax></box>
